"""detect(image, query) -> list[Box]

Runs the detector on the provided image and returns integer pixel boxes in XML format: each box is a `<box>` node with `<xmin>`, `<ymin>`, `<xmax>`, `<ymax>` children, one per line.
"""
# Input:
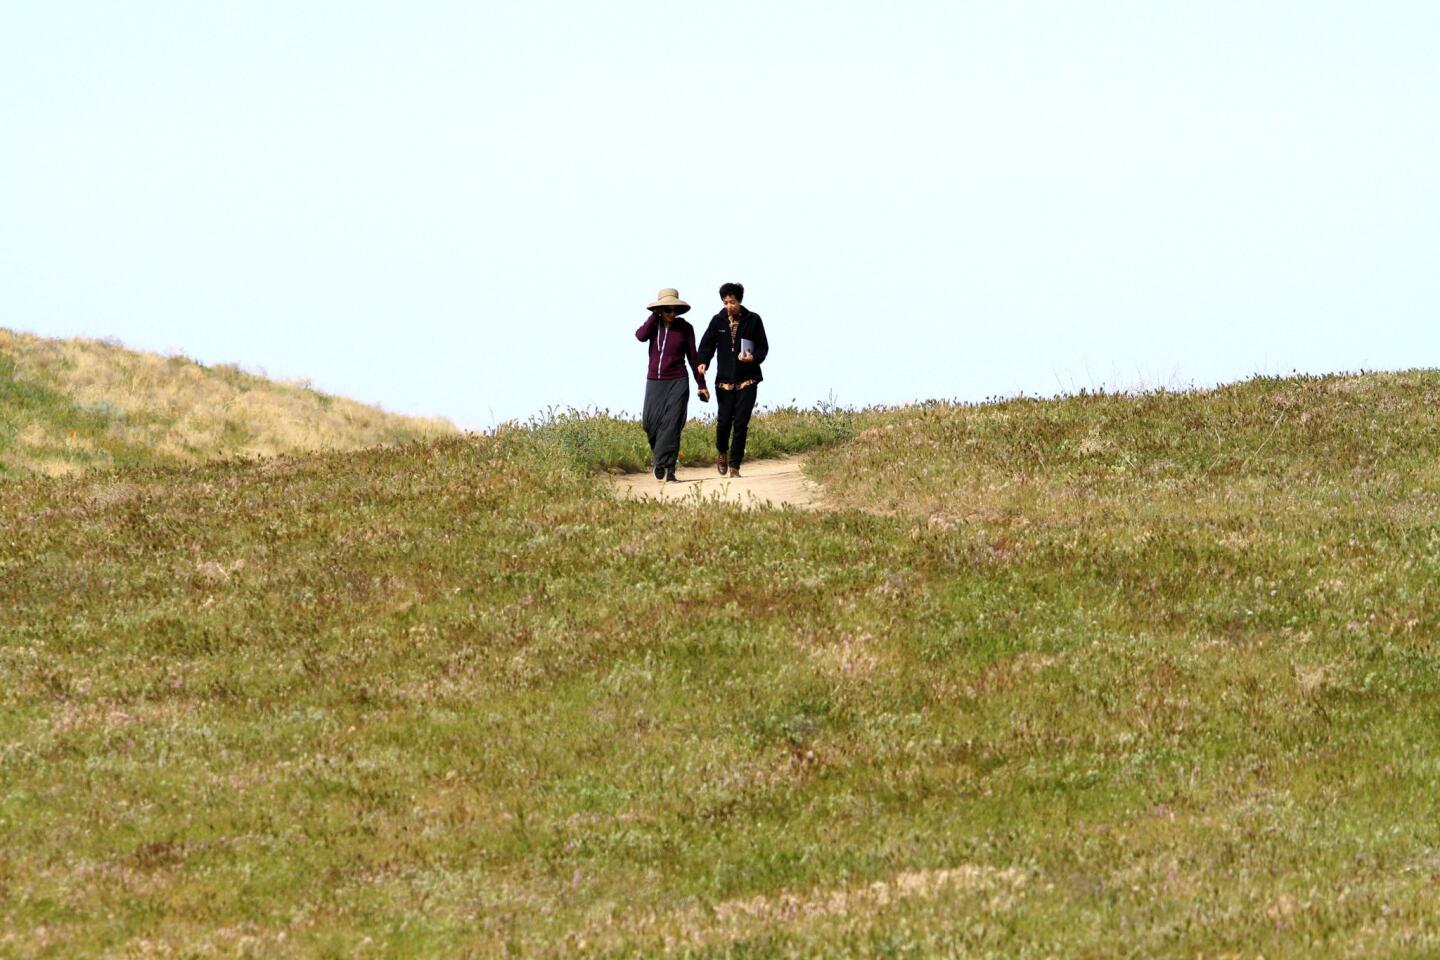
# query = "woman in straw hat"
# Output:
<box><xmin>635</xmin><ymin>288</ymin><xmax>709</xmax><ymax>482</ymax></box>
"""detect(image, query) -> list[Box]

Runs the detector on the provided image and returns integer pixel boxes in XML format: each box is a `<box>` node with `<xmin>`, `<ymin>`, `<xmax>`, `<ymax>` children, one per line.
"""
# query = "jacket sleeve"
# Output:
<box><xmin>685</xmin><ymin>326</ymin><xmax>705</xmax><ymax>387</ymax></box>
<box><xmin>750</xmin><ymin>315</ymin><xmax>769</xmax><ymax>365</ymax></box>
<box><xmin>697</xmin><ymin>318</ymin><xmax>717</xmax><ymax>366</ymax></box>
<box><xmin>635</xmin><ymin>313</ymin><xmax>657</xmax><ymax>341</ymax></box>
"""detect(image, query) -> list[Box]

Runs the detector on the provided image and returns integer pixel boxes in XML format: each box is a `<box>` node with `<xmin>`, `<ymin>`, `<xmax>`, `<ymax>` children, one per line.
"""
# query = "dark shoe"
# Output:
<box><xmin>665</xmin><ymin>467</ymin><xmax>678</xmax><ymax>483</ymax></box>
<box><xmin>654</xmin><ymin>464</ymin><xmax>665</xmax><ymax>480</ymax></box>
<box><xmin>729</xmin><ymin>464</ymin><xmax>741</xmax><ymax>478</ymax></box>
<box><xmin>716</xmin><ymin>453</ymin><xmax>728</xmax><ymax>476</ymax></box>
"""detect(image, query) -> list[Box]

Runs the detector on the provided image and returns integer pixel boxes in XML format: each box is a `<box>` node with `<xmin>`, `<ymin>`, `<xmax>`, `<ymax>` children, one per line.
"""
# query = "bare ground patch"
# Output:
<box><xmin>611</xmin><ymin>455</ymin><xmax>827</xmax><ymax>510</ymax></box>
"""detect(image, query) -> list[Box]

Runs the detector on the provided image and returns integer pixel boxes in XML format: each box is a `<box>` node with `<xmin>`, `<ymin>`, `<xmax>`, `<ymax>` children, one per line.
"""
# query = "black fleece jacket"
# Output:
<box><xmin>697</xmin><ymin>307</ymin><xmax>769</xmax><ymax>385</ymax></box>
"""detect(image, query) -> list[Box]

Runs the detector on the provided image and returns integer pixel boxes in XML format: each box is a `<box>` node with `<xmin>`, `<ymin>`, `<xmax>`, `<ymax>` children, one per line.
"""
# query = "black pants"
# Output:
<box><xmin>642</xmin><ymin>377</ymin><xmax>689</xmax><ymax>470</ymax></box>
<box><xmin>716</xmin><ymin>384</ymin><xmax>757</xmax><ymax>468</ymax></box>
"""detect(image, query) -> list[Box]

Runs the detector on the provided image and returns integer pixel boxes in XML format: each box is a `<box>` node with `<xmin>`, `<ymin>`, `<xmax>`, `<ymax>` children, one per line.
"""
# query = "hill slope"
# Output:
<box><xmin>2</xmin><ymin>371</ymin><xmax>1438</xmax><ymax>956</ymax></box>
<box><xmin>0</xmin><ymin>328</ymin><xmax>455</xmax><ymax>477</ymax></box>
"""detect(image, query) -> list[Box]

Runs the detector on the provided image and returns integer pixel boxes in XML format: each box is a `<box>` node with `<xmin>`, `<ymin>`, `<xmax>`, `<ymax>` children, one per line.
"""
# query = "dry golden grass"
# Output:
<box><xmin>575</xmin><ymin>863</ymin><xmax>1032</xmax><ymax>954</ymax></box>
<box><xmin>0</xmin><ymin>328</ymin><xmax>454</xmax><ymax>476</ymax></box>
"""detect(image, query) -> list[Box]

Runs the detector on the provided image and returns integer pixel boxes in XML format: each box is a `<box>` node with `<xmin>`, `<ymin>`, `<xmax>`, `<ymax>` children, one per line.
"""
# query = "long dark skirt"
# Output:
<box><xmin>642</xmin><ymin>377</ymin><xmax>689</xmax><ymax>471</ymax></box>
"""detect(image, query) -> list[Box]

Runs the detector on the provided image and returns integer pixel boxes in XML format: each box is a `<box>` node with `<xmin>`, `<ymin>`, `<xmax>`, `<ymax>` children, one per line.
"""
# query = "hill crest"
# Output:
<box><xmin>0</xmin><ymin>327</ymin><xmax>455</xmax><ymax>477</ymax></box>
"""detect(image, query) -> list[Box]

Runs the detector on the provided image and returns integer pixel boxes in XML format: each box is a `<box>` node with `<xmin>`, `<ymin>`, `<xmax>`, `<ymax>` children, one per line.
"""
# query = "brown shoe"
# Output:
<box><xmin>729</xmin><ymin>464</ymin><xmax>741</xmax><ymax>478</ymax></box>
<box><xmin>716</xmin><ymin>453</ymin><xmax>728</xmax><ymax>476</ymax></box>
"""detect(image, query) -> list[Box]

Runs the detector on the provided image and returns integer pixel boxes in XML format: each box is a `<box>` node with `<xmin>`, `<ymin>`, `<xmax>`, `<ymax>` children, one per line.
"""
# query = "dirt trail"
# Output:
<box><xmin>611</xmin><ymin>455</ymin><xmax>824</xmax><ymax>510</ymax></box>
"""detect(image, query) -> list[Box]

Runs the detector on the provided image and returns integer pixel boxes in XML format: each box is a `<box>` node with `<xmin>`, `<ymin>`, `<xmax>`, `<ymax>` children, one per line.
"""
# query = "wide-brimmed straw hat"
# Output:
<box><xmin>647</xmin><ymin>288</ymin><xmax>690</xmax><ymax>315</ymax></box>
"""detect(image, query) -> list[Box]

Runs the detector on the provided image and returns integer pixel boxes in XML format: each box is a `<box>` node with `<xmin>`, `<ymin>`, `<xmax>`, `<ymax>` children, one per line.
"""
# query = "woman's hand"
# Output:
<box><xmin>738</xmin><ymin>351</ymin><xmax>755</xmax><ymax>363</ymax></box>
<box><xmin>697</xmin><ymin>363</ymin><xmax>707</xmax><ymax>375</ymax></box>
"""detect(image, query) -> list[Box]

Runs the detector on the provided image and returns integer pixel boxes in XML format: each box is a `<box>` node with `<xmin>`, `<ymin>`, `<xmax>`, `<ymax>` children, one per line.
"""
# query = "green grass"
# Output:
<box><xmin>3</xmin><ymin>371</ymin><xmax>1439</xmax><ymax>956</ymax></box>
<box><xmin>520</xmin><ymin>400</ymin><xmax>858</xmax><ymax>473</ymax></box>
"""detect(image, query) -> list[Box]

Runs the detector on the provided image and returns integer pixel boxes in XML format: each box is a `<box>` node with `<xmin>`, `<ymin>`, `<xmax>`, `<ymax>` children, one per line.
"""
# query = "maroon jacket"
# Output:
<box><xmin>636</xmin><ymin>313</ymin><xmax>705</xmax><ymax>387</ymax></box>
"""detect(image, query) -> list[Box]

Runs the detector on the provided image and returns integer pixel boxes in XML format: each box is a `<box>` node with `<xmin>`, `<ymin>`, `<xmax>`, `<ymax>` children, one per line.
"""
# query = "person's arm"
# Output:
<box><xmin>635</xmin><ymin>313</ymin><xmax>657</xmax><ymax>342</ymax></box>
<box><xmin>696</xmin><ymin>318</ymin><xmax>716</xmax><ymax>373</ymax></box>
<box><xmin>685</xmin><ymin>326</ymin><xmax>706</xmax><ymax>389</ymax></box>
<box><xmin>749</xmin><ymin>315</ymin><xmax>769</xmax><ymax>365</ymax></box>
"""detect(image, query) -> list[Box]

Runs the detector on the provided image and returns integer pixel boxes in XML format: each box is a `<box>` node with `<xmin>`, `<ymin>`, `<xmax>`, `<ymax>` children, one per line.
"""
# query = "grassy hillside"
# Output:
<box><xmin>0</xmin><ymin>328</ymin><xmax>454</xmax><ymax>477</ymax></box>
<box><xmin>3</xmin><ymin>371</ymin><xmax>1439</xmax><ymax>957</ymax></box>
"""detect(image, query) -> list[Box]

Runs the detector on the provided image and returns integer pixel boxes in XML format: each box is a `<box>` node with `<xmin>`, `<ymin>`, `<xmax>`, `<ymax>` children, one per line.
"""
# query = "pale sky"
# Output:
<box><xmin>3</xmin><ymin>1</ymin><xmax>1437</xmax><ymax>428</ymax></box>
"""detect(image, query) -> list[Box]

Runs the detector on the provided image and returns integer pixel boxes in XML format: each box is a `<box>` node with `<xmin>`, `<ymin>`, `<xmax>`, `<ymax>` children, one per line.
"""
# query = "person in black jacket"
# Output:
<box><xmin>697</xmin><ymin>282</ymin><xmax>768</xmax><ymax>477</ymax></box>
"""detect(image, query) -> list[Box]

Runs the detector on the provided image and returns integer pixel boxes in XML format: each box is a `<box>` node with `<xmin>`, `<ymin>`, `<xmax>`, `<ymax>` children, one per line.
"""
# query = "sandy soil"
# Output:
<box><xmin>611</xmin><ymin>455</ymin><xmax>825</xmax><ymax>510</ymax></box>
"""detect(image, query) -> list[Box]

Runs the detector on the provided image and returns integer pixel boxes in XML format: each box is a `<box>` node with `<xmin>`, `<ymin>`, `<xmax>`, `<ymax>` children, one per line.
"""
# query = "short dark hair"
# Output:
<box><xmin>718</xmin><ymin>282</ymin><xmax>745</xmax><ymax>303</ymax></box>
